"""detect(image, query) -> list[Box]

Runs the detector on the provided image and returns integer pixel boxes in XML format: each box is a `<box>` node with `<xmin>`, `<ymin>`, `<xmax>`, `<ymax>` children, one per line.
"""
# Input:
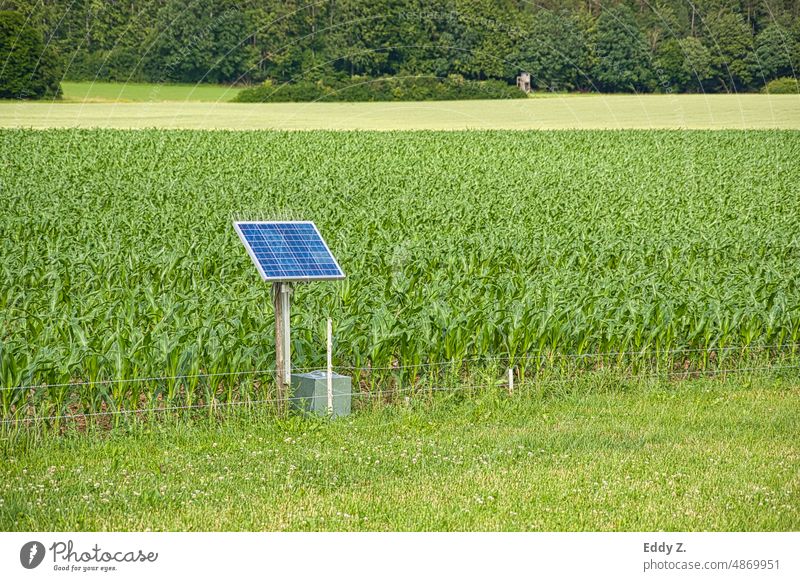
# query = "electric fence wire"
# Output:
<box><xmin>333</xmin><ymin>341</ymin><xmax>800</xmax><ymax>371</ymax></box>
<box><xmin>3</xmin><ymin>361</ymin><xmax>798</xmax><ymax>426</ymax></box>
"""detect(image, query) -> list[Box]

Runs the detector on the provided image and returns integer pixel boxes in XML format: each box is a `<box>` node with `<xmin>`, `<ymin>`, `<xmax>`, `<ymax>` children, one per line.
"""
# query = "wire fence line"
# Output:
<box><xmin>1</xmin><ymin>386</ymin><xmax>392</xmax><ymax>426</ymax></box>
<box><xmin>0</xmin><ymin>367</ymin><xmax>280</xmax><ymax>393</ymax></box>
<box><xmin>3</xmin><ymin>360</ymin><xmax>799</xmax><ymax>427</ymax></box>
<box><xmin>334</xmin><ymin>341</ymin><xmax>800</xmax><ymax>371</ymax></box>
<box><xmin>4</xmin><ymin>341</ymin><xmax>799</xmax><ymax>393</ymax></box>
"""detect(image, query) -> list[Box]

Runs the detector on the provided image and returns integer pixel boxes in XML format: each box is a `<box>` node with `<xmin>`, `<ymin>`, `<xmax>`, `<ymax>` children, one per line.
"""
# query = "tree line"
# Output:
<box><xmin>2</xmin><ymin>0</ymin><xmax>800</xmax><ymax>97</ymax></box>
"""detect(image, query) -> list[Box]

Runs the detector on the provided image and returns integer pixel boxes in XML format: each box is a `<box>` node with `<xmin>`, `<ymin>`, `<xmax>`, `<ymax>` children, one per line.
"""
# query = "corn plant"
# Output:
<box><xmin>1</xmin><ymin>128</ymin><xmax>799</xmax><ymax>428</ymax></box>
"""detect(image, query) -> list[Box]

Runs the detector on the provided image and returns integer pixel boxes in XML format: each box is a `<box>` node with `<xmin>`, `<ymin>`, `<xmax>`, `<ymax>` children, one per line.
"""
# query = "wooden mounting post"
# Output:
<box><xmin>327</xmin><ymin>318</ymin><xmax>333</xmax><ymax>415</ymax></box>
<box><xmin>273</xmin><ymin>282</ymin><xmax>292</xmax><ymax>414</ymax></box>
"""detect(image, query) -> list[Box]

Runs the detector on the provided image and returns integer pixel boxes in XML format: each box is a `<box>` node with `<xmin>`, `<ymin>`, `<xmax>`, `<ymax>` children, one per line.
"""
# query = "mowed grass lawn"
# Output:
<box><xmin>2</xmin><ymin>93</ymin><xmax>799</xmax><ymax>129</ymax></box>
<box><xmin>60</xmin><ymin>81</ymin><xmax>242</xmax><ymax>102</ymax></box>
<box><xmin>2</xmin><ymin>375</ymin><xmax>798</xmax><ymax>531</ymax></box>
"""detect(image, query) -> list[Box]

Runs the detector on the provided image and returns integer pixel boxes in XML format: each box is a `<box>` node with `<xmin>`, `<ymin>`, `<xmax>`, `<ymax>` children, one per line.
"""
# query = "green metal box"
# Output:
<box><xmin>290</xmin><ymin>370</ymin><xmax>351</xmax><ymax>418</ymax></box>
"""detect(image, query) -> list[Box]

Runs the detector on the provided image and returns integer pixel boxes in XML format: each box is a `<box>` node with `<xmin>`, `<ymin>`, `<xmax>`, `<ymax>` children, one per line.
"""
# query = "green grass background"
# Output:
<box><xmin>2</xmin><ymin>374</ymin><xmax>798</xmax><ymax>531</ymax></box>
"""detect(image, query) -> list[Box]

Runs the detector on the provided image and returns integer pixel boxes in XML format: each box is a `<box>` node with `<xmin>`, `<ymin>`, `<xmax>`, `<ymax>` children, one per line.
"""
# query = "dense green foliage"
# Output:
<box><xmin>233</xmin><ymin>75</ymin><xmax>526</xmax><ymax>102</ymax></box>
<box><xmin>0</xmin><ymin>10</ymin><xmax>61</xmax><ymax>98</ymax></box>
<box><xmin>2</xmin><ymin>0</ymin><xmax>799</xmax><ymax>94</ymax></box>
<box><xmin>764</xmin><ymin>76</ymin><xmax>800</xmax><ymax>92</ymax></box>
<box><xmin>592</xmin><ymin>5</ymin><xmax>655</xmax><ymax>92</ymax></box>
<box><xmin>2</xmin><ymin>129</ymin><xmax>799</xmax><ymax>424</ymax></box>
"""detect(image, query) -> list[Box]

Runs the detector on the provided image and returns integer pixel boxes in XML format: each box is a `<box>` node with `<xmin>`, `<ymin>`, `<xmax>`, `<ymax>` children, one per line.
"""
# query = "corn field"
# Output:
<box><xmin>2</xmin><ymin>129</ymin><xmax>800</xmax><ymax>427</ymax></box>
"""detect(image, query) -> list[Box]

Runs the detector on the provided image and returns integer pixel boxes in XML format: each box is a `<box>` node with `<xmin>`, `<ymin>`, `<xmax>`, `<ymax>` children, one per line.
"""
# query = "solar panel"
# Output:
<box><xmin>233</xmin><ymin>221</ymin><xmax>345</xmax><ymax>281</ymax></box>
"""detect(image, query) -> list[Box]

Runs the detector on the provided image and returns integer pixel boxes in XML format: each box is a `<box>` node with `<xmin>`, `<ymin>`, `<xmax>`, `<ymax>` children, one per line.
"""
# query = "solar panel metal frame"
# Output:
<box><xmin>233</xmin><ymin>220</ymin><xmax>346</xmax><ymax>282</ymax></box>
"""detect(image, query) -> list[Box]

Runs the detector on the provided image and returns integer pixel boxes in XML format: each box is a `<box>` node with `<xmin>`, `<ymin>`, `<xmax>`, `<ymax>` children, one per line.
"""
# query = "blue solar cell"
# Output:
<box><xmin>234</xmin><ymin>221</ymin><xmax>345</xmax><ymax>281</ymax></box>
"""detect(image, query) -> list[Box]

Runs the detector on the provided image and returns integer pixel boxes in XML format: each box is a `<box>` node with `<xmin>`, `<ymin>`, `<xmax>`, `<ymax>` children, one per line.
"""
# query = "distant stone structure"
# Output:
<box><xmin>516</xmin><ymin>72</ymin><xmax>531</xmax><ymax>93</ymax></box>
